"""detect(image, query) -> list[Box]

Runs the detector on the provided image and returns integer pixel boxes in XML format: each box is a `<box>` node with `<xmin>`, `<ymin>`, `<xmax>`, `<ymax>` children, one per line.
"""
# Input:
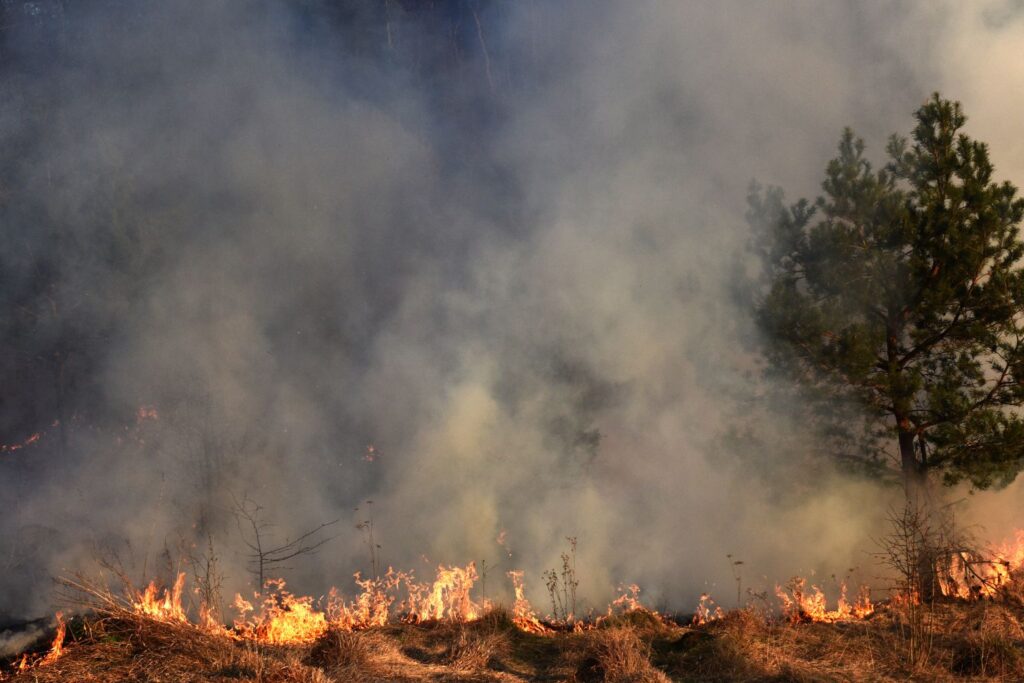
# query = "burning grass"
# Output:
<box><xmin>10</xmin><ymin>590</ymin><xmax>1024</xmax><ymax>681</ymax></box>
<box><xmin>9</xmin><ymin>529</ymin><xmax>1024</xmax><ymax>681</ymax></box>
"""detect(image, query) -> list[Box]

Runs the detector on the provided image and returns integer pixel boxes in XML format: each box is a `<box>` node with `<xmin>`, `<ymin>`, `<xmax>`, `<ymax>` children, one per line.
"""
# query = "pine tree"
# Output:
<box><xmin>750</xmin><ymin>94</ymin><xmax>1024</xmax><ymax>494</ymax></box>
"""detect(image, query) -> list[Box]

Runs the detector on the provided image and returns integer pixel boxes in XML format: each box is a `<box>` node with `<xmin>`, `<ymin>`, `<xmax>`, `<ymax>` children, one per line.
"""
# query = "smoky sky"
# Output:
<box><xmin>2</xmin><ymin>0</ymin><xmax>1024</xmax><ymax>625</ymax></box>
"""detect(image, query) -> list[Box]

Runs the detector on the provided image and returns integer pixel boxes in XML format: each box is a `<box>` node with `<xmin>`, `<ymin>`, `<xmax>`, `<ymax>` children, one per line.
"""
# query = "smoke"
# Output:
<box><xmin>0</xmin><ymin>622</ymin><xmax>45</xmax><ymax>658</ymax></box>
<box><xmin>1</xmin><ymin>0</ymin><xmax>1023</xmax><ymax>619</ymax></box>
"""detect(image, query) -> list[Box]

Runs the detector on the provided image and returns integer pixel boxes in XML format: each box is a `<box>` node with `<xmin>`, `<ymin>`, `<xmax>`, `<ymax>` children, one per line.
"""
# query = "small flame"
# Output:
<box><xmin>496</xmin><ymin>529</ymin><xmax>512</xmax><ymax>558</ymax></box>
<box><xmin>136</xmin><ymin>405</ymin><xmax>159</xmax><ymax>422</ymax></box>
<box><xmin>1</xmin><ymin>432</ymin><xmax>41</xmax><ymax>453</ymax></box>
<box><xmin>775</xmin><ymin>578</ymin><xmax>873</xmax><ymax>623</ymax></box>
<box><xmin>692</xmin><ymin>593</ymin><xmax>724</xmax><ymax>626</ymax></box>
<box><xmin>134</xmin><ymin>573</ymin><xmax>187</xmax><ymax>622</ymax></box>
<box><xmin>40</xmin><ymin>612</ymin><xmax>66</xmax><ymax>665</ymax></box>
<box><xmin>608</xmin><ymin>584</ymin><xmax>647</xmax><ymax>615</ymax></box>
<box><xmin>507</xmin><ymin>570</ymin><xmax>547</xmax><ymax>634</ymax></box>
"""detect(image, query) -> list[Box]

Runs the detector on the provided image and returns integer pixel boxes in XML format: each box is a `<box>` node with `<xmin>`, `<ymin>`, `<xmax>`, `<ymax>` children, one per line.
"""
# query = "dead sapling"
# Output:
<box><xmin>873</xmin><ymin>501</ymin><xmax>957</xmax><ymax>669</ymax></box>
<box><xmin>185</xmin><ymin>531</ymin><xmax>224</xmax><ymax>627</ymax></box>
<box><xmin>232</xmin><ymin>492</ymin><xmax>340</xmax><ymax>592</ymax></box>
<box><xmin>355</xmin><ymin>500</ymin><xmax>382</xmax><ymax>579</ymax></box>
<box><xmin>727</xmin><ymin>553</ymin><xmax>744</xmax><ymax>608</ymax></box>
<box><xmin>480</xmin><ymin>558</ymin><xmax>489</xmax><ymax>608</ymax></box>
<box><xmin>543</xmin><ymin>537</ymin><xmax>580</xmax><ymax>623</ymax></box>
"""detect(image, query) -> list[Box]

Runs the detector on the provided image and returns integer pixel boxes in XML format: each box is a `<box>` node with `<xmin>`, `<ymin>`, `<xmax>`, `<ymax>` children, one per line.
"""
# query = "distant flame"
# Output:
<box><xmin>1</xmin><ymin>431</ymin><xmax>41</xmax><ymax>453</ymax></box>
<box><xmin>136</xmin><ymin>405</ymin><xmax>159</xmax><ymax>422</ymax></box>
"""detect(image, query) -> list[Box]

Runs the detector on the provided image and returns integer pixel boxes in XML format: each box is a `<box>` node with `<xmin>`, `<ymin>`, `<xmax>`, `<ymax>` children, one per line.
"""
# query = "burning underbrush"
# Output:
<box><xmin>6</xmin><ymin>530</ymin><xmax>1024</xmax><ymax>681</ymax></box>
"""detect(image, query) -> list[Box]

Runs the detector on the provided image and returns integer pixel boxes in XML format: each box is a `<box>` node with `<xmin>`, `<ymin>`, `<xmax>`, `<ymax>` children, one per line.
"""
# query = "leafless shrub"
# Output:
<box><xmin>183</xmin><ymin>532</ymin><xmax>224</xmax><ymax>626</ymax></box>
<box><xmin>874</xmin><ymin>501</ymin><xmax>947</xmax><ymax>668</ymax></box>
<box><xmin>544</xmin><ymin>536</ymin><xmax>580</xmax><ymax>622</ymax></box>
<box><xmin>232</xmin><ymin>493</ymin><xmax>340</xmax><ymax>590</ymax></box>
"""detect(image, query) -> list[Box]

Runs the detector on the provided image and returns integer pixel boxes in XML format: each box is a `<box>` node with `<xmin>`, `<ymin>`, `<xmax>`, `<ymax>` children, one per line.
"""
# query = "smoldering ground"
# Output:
<box><xmin>2</xmin><ymin>1</ymin><xmax>1024</xmax><ymax>621</ymax></box>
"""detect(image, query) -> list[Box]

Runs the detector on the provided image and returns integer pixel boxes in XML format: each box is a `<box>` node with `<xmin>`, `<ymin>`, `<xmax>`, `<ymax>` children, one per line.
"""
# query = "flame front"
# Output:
<box><xmin>234</xmin><ymin>579</ymin><xmax>328</xmax><ymax>644</ymax></box>
<box><xmin>134</xmin><ymin>572</ymin><xmax>187</xmax><ymax>622</ymax></box>
<box><xmin>775</xmin><ymin>578</ymin><xmax>873</xmax><ymax>623</ymax></box>
<box><xmin>404</xmin><ymin>563</ymin><xmax>480</xmax><ymax>623</ymax></box>
<box><xmin>937</xmin><ymin>530</ymin><xmax>1024</xmax><ymax>600</ymax></box>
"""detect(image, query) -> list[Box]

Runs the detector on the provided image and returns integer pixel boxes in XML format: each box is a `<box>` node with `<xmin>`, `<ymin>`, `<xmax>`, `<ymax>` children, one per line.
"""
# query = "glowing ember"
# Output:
<box><xmin>1</xmin><ymin>432</ymin><xmax>41</xmax><ymax>453</ymax></box>
<box><xmin>136</xmin><ymin>405</ymin><xmax>159</xmax><ymax>421</ymax></box>
<box><xmin>497</xmin><ymin>529</ymin><xmax>512</xmax><ymax>558</ymax></box>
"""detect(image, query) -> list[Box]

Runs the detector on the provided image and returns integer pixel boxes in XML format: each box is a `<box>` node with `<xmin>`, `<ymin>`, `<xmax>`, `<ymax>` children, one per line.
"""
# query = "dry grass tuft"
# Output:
<box><xmin>572</xmin><ymin>626</ymin><xmax>670</xmax><ymax>683</ymax></box>
<box><xmin>475</xmin><ymin>606</ymin><xmax>517</xmax><ymax>632</ymax></box>
<box><xmin>598</xmin><ymin>607</ymin><xmax>668</xmax><ymax>634</ymax></box>
<box><xmin>945</xmin><ymin>602</ymin><xmax>1024</xmax><ymax>678</ymax></box>
<box><xmin>307</xmin><ymin>629</ymin><xmax>371</xmax><ymax>669</ymax></box>
<box><xmin>444</xmin><ymin>626</ymin><xmax>508</xmax><ymax>672</ymax></box>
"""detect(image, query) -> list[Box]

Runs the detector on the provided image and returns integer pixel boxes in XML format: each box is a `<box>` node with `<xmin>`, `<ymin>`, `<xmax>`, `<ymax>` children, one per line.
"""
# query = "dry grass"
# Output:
<box><xmin>570</xmin><ymin>626</ymin><xmax>671</xmax><ymax>683</ymax></box>
<box><xmin>444</xmin><ymin>627</ymin><xmax>508</xmax><ymax>672</ymax></box>
<box><xmin>9</xmin><ymin>595</ymin><xmax>1024</xmax><ymax>681</ymax></box>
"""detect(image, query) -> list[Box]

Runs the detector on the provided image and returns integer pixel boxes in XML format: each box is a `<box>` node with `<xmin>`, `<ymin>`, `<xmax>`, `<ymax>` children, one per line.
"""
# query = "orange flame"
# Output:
<box><xmin>775</xmin><ymin>577</ymin><xmax>873</xmax><ymax>623</ymax></box>
<box><xmin>136</xmin><ymin>405</ymin><xmax>159</xmax><ymax>421</ymax></box>
<box><xmin>403</xmin><ymin>563</ymin><xmax>480</xmax><ymax>623</ymax></box>
<box><xmin>692</xmin><ymin>593</ymin><xmax>724</xmax><ymax>626</ymax></box>
<box><xmin>507</xmin><ymin>570</ymin><xmax>547</xmax><ymax>634</ymax></box>
<box><xmin>328</xmin><ymin>571</ymin><xmax>396</xmax><ymax>630</ymax></box>
<box><xmin>134</xmin><ymin>573</ymin><xmax>187</xmax><ymax>622</ymax></box>
<box><xmin>607</xmin><ymin>584</ymin><xmax>645</xmax><ymax>615</ymax></box>
<box><xmin>938</xmin><ymin>531</ymin><xmax>1024</xmax><ymax>600</ymax></box>
<box><xmin>40</xmin><ymin>612</ymin><xmax>66</xmax><ymax>665</ymax></box>
<box><xmin>1</xmin><ymin>432</ymin><xmax>41</xmax><ymax>453</ymax></box>
<box><xmin>234</xmin><ymin>579</ymin><xmax>328</xmax><ymax>644</ymax></box>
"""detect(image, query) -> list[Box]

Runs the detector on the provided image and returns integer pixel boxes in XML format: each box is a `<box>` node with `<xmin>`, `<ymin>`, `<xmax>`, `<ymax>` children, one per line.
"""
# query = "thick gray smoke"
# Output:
<box><xmin>2</xmin><ymin>1</ymin><xmax>1024</xmax><ymax>620</ymax></box>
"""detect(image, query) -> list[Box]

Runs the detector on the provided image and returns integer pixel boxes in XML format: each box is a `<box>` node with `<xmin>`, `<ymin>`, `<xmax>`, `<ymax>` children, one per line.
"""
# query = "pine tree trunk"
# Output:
<box><xmin>897</xmin><ymin>422</ymin><xmax>939</xmax><ymax>598</ymax></box>
<box><xmin>898</xmin><ymin>427</ymin><xmax>924</xmax><ymax>499</ymax></box>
